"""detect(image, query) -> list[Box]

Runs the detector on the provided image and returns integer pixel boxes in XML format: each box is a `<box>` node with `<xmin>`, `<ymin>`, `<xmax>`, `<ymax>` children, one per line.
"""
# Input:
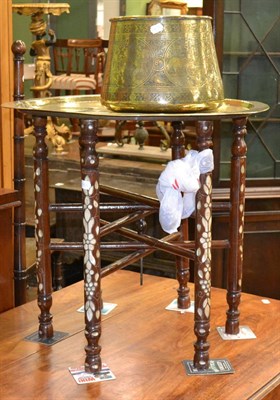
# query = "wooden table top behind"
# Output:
<box><xmin>0</xmin><ymin>270</ymin><xmax>279</xmax><ymax>400</ymax></box>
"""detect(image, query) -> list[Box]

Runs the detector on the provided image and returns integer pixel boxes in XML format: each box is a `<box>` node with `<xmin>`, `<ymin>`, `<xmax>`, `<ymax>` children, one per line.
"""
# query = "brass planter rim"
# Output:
<box><xmin>110</xmin><ymin>15</ymin><xmax>212</xmax><ymax>22</ymax></box>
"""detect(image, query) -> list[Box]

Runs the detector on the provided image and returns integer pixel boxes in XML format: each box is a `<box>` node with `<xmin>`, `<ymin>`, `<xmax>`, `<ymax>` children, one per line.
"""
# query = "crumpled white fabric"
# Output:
<box><xmin>156</xmin><ymin>149</ymin><xmax>214</xmax><ymax>234</ymax></box>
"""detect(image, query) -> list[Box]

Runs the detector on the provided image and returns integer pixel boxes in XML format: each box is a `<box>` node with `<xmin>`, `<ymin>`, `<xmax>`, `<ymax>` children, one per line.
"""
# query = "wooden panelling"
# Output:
<box><xmin>0</xmin><ymin>188</ymin><xmax>21</xmax><ymax>312</ymax></box>
<box><xmin>0</xmin><ymin>1</ymin><xmax>13</xmax><ymax>188</ymax></box>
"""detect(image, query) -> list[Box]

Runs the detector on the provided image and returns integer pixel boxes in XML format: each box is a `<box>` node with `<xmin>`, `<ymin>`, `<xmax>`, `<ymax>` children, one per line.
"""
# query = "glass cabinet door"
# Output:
<box><xmin>220</xmin><ymin>0</ymin><xmax>279</xmax><ymax>184</ymax></box>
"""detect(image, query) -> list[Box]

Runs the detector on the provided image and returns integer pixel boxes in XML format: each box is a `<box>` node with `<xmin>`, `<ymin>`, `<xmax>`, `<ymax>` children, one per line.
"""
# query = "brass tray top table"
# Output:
<box><xmin>2</xmin><ymin>94</ymin><xmax>269</xmax><ymax>374</ymax></box>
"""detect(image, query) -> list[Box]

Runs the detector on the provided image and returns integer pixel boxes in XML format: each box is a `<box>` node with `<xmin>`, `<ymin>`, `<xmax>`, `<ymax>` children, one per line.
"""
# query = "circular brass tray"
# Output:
<box><xmin>2</xmin><ymin>95</ymin><xmax>269</xmax><ymax>121</ymax></box>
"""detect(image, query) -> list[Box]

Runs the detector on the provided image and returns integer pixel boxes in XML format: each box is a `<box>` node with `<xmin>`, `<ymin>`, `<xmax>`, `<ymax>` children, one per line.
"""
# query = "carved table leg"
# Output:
<box><xmin>79</xmin><ymin>119</ymin><xmax>102</xmax><ymax>373</ymax></box>
<box><xmin>226</xmin><ymin>117</ymin><xmax>247</xmax><ymax>334</ymax></box>
<box><xmin>193</xmin><ymin>121</ymin><xmax>213</xmax><ymax>369</ymax></box>
<box><xmin>33</xmin><ymin>116</ymin><xmax>53</xmax><ymax>339</ymax></box>
<box><xmin>171</xmin><ymin>121</ymin><xmax>190</xmax><ymax>309</ymax></box>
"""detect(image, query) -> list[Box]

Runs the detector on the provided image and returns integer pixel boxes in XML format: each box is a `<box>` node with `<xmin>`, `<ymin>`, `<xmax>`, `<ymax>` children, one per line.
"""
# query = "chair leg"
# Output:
<box><xmin>51</xmin><ymin>251</ymin><xmax>63</xmax><ymax>291</ymax></box>
<box><xmin>70</xmin><ymin>118</ymin><xmax>80</xmax><ymax>133</ymax></box>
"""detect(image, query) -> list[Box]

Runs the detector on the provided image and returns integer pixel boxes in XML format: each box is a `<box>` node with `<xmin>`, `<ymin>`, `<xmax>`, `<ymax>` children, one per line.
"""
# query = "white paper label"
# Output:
<box><xmin>150</xmin><ymin>23</ymin><xmax>164</xmax><ymax>34</ymax></box>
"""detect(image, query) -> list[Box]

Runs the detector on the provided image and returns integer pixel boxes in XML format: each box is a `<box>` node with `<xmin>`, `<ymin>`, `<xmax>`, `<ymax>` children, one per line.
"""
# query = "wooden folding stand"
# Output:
<box><xmin>4</xmin><ymin>41</ymin><xmax>270</xmax><ymax>375</ymax></box>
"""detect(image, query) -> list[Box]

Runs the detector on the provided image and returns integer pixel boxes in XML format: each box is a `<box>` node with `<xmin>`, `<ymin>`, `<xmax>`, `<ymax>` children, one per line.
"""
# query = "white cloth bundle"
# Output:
<box><xmin>156</xmin><ymin>149</ymin><xmax>214</xmax><ymax>234</ymax></box>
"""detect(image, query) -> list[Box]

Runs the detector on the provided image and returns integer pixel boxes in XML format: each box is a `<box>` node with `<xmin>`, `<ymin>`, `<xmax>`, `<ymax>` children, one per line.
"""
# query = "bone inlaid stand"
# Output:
<box><xmin>3</xmin><ymin>93</ymin><xmax>268</xmax><ymax>373</ymax></box>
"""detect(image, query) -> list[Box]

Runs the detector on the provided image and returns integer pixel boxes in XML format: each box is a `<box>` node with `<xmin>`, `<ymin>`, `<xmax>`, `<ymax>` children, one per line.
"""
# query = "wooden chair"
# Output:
<box><xmin>51</xmin><ymin>38</ymin><xmax>108</xmax><ymax>133</ymax></box>
<box><xmin>51</xmin><ymin>38</ymin><xmax>108</xmax><ymax>96</ymax></box>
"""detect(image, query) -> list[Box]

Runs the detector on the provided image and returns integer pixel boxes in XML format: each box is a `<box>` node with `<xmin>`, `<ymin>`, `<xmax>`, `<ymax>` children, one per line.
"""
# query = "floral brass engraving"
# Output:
<box><xmin>101</xmin><ymin>16</ymin><xmax>224</xmax><ymax>112</ymax></box>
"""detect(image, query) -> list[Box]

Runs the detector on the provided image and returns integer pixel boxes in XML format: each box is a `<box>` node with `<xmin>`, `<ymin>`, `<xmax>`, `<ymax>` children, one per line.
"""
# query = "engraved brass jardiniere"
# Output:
<box><xmin>101</xmin><ymin>15</ymin><xmax>224</xmax><ymax>112</ymax></box>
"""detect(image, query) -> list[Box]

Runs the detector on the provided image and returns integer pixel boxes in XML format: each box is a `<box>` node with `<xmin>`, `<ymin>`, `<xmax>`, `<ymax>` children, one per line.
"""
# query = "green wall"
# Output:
<box><xmin>12</xmin><ymin>0</ymin><xmax>148</xmax><ymax>52</ymax></box>
<box><xmin>12</xmin><ymin>0</ymin><xmax>95</xmax><ymax>97</ymax></box>
<box><xmin>53</xmin><ymin>0</ymin><xmax>89</xmax><ymax>38</ymax></box>
<box><xmin>13</xmin><ymin>0</ymin><xmax>33</xmax><ymax>64</ymax></box>
<box><xmin>12</xmin><ymin>0</ymin><xmax>148</xmax><ymax>97</ymax></box>
<box><xmin>12</xmin><ymin>0</ymin><xmax>89</xmax><ymax>56</ymax></box>
<box><xmin>12</xmin><ymin>0</ymin><xmax>148</xmax><ymax>48</ymax></box>
<box><xmin>126</xmin><ymin>0</ymin><xmax>148</xmax><ymax>15</ymax></box>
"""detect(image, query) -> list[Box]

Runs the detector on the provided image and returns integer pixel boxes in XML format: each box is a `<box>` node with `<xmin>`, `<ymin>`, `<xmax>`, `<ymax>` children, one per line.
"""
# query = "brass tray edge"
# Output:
<box><xmin>1</xmin><ymin>96</ymin><xmax>269</xmax><ymax>118</ymax></box>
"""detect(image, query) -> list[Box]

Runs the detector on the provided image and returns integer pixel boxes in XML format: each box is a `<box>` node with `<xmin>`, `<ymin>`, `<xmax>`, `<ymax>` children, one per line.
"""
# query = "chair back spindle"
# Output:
<box><xmin>51</xmin><ymin>38</ymin><xmax>108</xmax><ymax>95</ymax></box>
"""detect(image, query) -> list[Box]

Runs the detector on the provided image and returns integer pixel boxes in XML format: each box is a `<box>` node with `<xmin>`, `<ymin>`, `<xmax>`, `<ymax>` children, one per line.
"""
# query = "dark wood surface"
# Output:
<box><xmin>0</xmin><ymin>188</ymin><xmax>20</xmax><ymax>208</ymax></box>
<box><xmin>0</xmin><ymin>188</ymin><xmax>21</xmax><ymax>312</ymax></box>
<box><xmin>0</xmin><ymin>270</ymin><xmax>279</xmax><ymax>399</ymax></box>
<box><xmin>0</xmin><ymin>208</ymin><xmax>14</xmax><ymax>312</ymax></box>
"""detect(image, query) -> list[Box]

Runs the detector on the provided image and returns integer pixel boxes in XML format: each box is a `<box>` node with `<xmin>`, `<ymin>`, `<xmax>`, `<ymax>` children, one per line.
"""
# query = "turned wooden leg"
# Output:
<box><xmin>33</xmin><ymin>116</ymin><xmax>53</xmax><ymax>339</ymax></box>
<box><xmin>79</xmin><ymin>119</ymin><xmax>102</xmax><ymax>373</ymax></box>
<box><xmin>171</xmin><ymin>121</ymin><xmax>191</xmax><ymax>309</ymax></box>
<box><xmin>136</xmin><ymin>217</ymin><xmax>147</xmax><ymax>285</ymax></box>
<box><xmin>226</xmin><ymin>117</ymin><xmax>247</xmax><ymax>334</ymax></box>
<box><xmin>171</xmin><ymin>121</ymin><xmax>185</xmax><ymax>160</ymax></box>
<box><xmin>12</xmin><ymin>40</ymin><xmax>27</xmax><ymax>306</ymax></box>
<box><xmin>176</xmin><ymin>219</ymin><xmax>191</xmax><ymax>309</ymax></box>
<box><xmin>193</xmin><ymin>121</ymin><xmax>213</xmax><ymax>369</ymax></box>
<box><xmin>51</xmin><ymin>251</ymin><xmax>63</xmax><ymax>291</ymax></box>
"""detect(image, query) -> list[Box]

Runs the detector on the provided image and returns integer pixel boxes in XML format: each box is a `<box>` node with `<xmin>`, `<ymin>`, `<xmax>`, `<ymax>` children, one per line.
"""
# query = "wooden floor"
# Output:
<box><xmin>0</xmin><ymin>270</ymin><xmax>279</xmax><ymax>400</ymax></box>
